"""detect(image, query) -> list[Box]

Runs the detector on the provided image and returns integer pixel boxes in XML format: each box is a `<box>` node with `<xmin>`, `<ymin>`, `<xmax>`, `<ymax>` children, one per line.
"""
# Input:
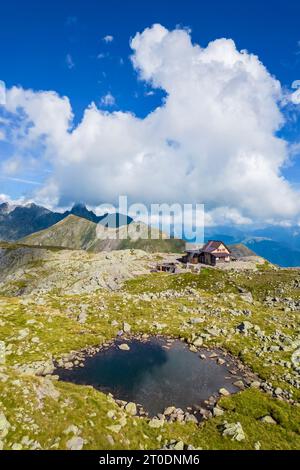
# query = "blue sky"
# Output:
<box><xmin>1</xmin><ymin>0</ymin><xmax>300</xmax><ymax>119</ymax></box>
<box><xmin>0</xmin><ymin>0</ymin><xmax>300</xmax><ymax>225</ymax></box>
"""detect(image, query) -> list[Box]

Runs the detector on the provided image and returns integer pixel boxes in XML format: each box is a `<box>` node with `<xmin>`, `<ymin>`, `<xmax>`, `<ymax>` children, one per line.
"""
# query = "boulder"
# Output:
<box><xmin>206</xmin><ymin>327</ymin><xmax>221</xmax><ymax>337</ymax></box>
<box><xmin>233</xmin><ymin>380</ymin><xmax>245</xmax><ymax>389</ymax></box>
<box><xmin>237</xmin><ymin>321</ymin><xmax>253</xmax><ymax>334</ymax></box>
<box><xmin>260</xmin><ymin>415</ymin><xmax>277</xmax><ymax>425</ymax></box>
<box><xmin>78</xmin><ymin>312</ymin><xmax>87</xmax><ymax>324</ymax></box>
<box><xmin>219</xmin><ymin>388</ymin><xmax>230</xmax><ymax>396</ymax></box>
<box><xmin>213</xmin><ymin>406</ymin><xmax>224</xmax><ymax>417</ymax></box>
<box><xmin>123</xmin><ymin>322</ymin><xmax>131</xmax><ymax>333</ymax></box>
<box><xmin>66</xmin><ymin>436</ymin><xmax>84</xmax><ymax>450</ymax></box>
<box><xmin>250</xmin><ymin>381</ymin><xmax>261</xmax><ymax>389</ymax></box>
<box><xmin>240</xmin><ymin>292</ymin><xmax>254</xmax><ymax>304</ymax></box>
<box><xmin>222</xmin><ymin>421</ymin><xmax>245</xmax><ymax>441</ymax></box>
<box><xmin>0</xmin><ymin>412</ymin><xmax>10</xmax><ymax>439</ymax></box>
<box><xmin>193</xmin><ymin>337</ymin><xmax>203</xmax><ymax>347</ymax></box>
<box><xmin>173</xmin><ymin>441</ymin><xmax>184</xmax><ymax>450</ymax></box>
<box><xmin>164</xmin><ymin>406</ymin><xmax>176</xmax><ymax>416</ymax></box>
<box><xmin>185</xmin><ymin>413</ymin><xmax>198</xmax><ymax>424</ymax></box>
<box><xmin>125</xmin><ymin>402</ymin><xmax>137</xmax><ymax>416</ymax></box>
<box><xmin>148</xmin><ymin>417</ymin><xmax>165</xmax><ymax>428</ymax></box>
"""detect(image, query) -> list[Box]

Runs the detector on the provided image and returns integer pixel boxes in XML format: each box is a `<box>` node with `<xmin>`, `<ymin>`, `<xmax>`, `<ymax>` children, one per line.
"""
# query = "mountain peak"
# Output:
<box><xmin>0</xmin><ymin>202</ymin><xmax>11</xmax><ymax>214</ymax></box>
<box><xmin>68</xmin><ymin>203</ymin><xmax>99</xmax><ymax>223</ymax></box>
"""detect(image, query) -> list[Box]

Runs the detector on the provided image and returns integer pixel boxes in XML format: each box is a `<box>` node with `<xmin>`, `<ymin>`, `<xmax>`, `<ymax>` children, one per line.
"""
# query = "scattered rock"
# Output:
<box><xmin>17</xmin><ymin>328</ymin><xmax>30</xmax><ymax>340</ymax></box>
<box><xmin>219</xmin><ymin>388</ymin><xmax>230</xmax><ymax>396</ymax></box>
<box><xmin>66</xmin><ymin>436</ymin><xmax>84</xmax><ymax>450</ymax></box>
<box><xmin>222</xmin><ymin>421</ymin><xmax>245</xmax><ymax>441</ymax></box>
<box><xmin>291</xmin><ymin>349</ymin><xmax>300</xmax><ymax>371</ymax></box>
<box><xmin>173</xmin><ymin>441</ymin><xmax>184</xmax><ymax>450</ymax></box>
<box><xmin>64</xmin><ymin>425</ymin><xmax>80</xmax><ymax>435</ymax></box>
<box><xmin>185</xmin><ymin>413</ymin><xmax>198</xmax><ymax>424</ymax></box>
<box><xmin>237</xmin><ymin>321</ymin><xmax>253</xmax><ymax>334</ymax></box>
<box><xmin>233</xmin><ymin>380</ymin><xmax>245</xmax><ymax>389</ymax></box>
<box><xmin>240</xmin><ymin>292</ymin><xmax>253</xmax><ymax>304</ymax></box>
<box><xmin>217</xmin><ymin>358</ymin><xmax>226</xmax><ymax>365</ymax></box>
<box><xmin>189</xmin><ymin>318</ymin><xmax>204</xmax><ymax>325</ymax></box>
<box><xmin>125</xmin><ymin>402</ymin><xmax>137</xmax><ymax>416</ymax></box>
<box><xmin>123</xmin><ymin>322</ymin><xmax>131</xmax><ymax>333</ymax></box>
<box><xmin>206</xmin><ymin>327</ymin><xmax>221</xmax><ymax>337</ymax></box>
<box><xmin>37</xmin><ymin>378</ymin><xmax>60</xmax><ymax>401</ymax></box>
<box><xmin>250</xmin><ymin>381</ymin><xmax>261</xmax><ymax>389</ymax></box>
<box><xmin>148</xmin><ymin>417</ymin><xmax>165</xmax><ymax>428</ymax></box>
<box><xmin>15</xmin><ymin>359</ymin><xmax>55</xmax><ymax>376</ymax></box>
<box><xmin>164</xmin><ymin>406</ymin><xmax>176</xmax><ymax>416</ymax></box>
<box><xmin>106</xmin><ymin>435</ymin><xmax>115</xmax><ymax>446</ymax></box>
<box><xmin>11</xmin><ymin>443</ymin><xmax>22</xmax><ymax>450</ymax></box>
<box><xmin>0</xmin><ymin>412</ymin><xmax>10</xmax><ymax>438</ymax></box>
<box><xmin>213</xmin><ymin>406</ymin><xmax>224</xmax><ymax>417</ymax></box>
<box><xmin>119</xmin><ymin>344</ymin><xmax>130</xmax><ymax>351</ymax></box>
<box><xmin>193</xmin><ymin>337</ymin><xmax>203</xmax><ymax>347</ymax></box>
<box><xmin>78</xmin><ymin>312</ymin><xmax>87</xmax><ymax>324</ymax></box>
<box><xmin>260</xmin><ymin>415</ymin><xmax>277</xmax><ymax>425</ymax></box>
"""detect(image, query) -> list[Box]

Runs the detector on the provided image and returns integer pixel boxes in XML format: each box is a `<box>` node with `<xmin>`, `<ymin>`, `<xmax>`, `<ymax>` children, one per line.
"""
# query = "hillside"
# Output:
<box><xmin>229</xmin><ymin>243</ymin><xmax>257</xmax><ymax>258</ymax></box>
<box><xmin>20</xmin><ymin>215</ymin><xmax>98</xmax><ymax>251</ymax></box>
<box><xmin>20</xmin><ymin>215</ymin><xmax>185</xmax><ymax>254</ymax></box>
<box><xmin>0</xmin><ymin>243</ymin><xmax>153</xmax><ymax>295</ymax></box>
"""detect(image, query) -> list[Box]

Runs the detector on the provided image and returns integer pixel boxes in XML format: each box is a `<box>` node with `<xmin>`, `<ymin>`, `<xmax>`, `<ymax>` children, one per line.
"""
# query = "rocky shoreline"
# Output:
<box><xmin>47</xmin><ymin>333</ymin><xmax>294</xmax><ymax>428</ymax></box>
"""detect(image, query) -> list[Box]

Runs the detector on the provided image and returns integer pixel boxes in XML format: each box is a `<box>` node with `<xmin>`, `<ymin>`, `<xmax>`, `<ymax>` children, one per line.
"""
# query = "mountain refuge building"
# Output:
<box><xmin>184</xmin><ymin>240</ymin><xmax>231</xmax><ymax>266</ymax></box>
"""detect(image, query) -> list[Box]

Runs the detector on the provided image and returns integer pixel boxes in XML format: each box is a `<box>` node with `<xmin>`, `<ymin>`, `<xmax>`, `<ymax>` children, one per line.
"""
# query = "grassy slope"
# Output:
<box><xmin>118</xmin><ymin>237</ymin><xmax>185</xmax><ymax>253</ymax></box>
<box><xmin>19</xmin><ymin>215</ymin><xmax>97</xmax><ymax>251</ymax></box>
<box><xmin>0</xmin><ymin>266</ymin><xmax>299</xmax><ymax>449</ymax></box>
<box><xmin>18</xmin><ymin>217</ymin><xmax>185</xmax><ymax>254</ymax></box>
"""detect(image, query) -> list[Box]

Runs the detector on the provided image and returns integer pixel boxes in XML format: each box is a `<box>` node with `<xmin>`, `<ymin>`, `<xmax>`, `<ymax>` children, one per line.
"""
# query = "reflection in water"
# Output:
<box><xmin>56</xmin><ymin>338</ymin><xmax>238</xmax><ymax>415</ymax></box>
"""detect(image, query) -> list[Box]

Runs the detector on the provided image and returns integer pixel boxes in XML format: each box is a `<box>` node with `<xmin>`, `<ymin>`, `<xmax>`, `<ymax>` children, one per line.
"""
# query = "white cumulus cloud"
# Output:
<box><xmin>1</xmin><ymin>24</ymin><xmax>299</xmax><ymax>225</ymax></box>
<box><xmin>290</xmin><ymin>80</ymin><xmax>300</xmax><ymax>104</ymax></box>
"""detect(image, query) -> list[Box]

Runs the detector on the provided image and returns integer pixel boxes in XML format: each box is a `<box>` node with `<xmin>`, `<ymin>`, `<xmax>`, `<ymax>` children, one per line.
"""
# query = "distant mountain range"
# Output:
<box><xmin>1</xmin><ymin>201</ymin><xmax>300</xmax><ymax>265</ymax></box>
<box><xmin>0</xmin><ymin>202</ymin><xmax>132</xmax><ymax>241</ymax></box>
<box><xmin>205</xmin><ymin>225</ymin><xmax>300</xmax><ymax>267</ymax></box>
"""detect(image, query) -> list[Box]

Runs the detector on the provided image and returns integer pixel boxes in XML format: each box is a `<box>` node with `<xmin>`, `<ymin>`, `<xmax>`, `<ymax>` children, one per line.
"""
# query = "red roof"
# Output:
<box><xmin>201</xmin><ymin>240</ymin><xmax>231</xmax><ymax>254</ymax></box>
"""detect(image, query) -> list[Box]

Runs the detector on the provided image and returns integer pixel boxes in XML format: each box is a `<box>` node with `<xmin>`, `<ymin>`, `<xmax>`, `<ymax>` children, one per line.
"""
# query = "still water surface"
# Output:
<box><xmin>56</xmin><ymin>337</ymin><xmax>238</xmax><ymax>415</ymax></box>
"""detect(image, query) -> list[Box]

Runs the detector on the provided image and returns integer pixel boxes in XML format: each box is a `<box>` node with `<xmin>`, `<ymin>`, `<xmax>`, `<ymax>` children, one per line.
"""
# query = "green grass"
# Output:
<box><xmin>118</xmin><ymin>237</ymin><xmax>185</xmax><ymax>253</ymax></box>
<box><xmin>124</xmin><ymin>269</ymin><xmax>238</xmax><ymax>294</ymax></box>
<box><xmin>0</xmin><ymin>265</ymin><xmax>299</xmax><ymax>449</ymax></box>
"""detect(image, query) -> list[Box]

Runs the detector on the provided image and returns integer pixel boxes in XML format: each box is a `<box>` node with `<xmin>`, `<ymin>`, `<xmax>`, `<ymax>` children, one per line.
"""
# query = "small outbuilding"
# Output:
<box><xmin>156</xmin><ymin>262</ymin><xmax>178</xmax><ymax>273</ymax></box>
